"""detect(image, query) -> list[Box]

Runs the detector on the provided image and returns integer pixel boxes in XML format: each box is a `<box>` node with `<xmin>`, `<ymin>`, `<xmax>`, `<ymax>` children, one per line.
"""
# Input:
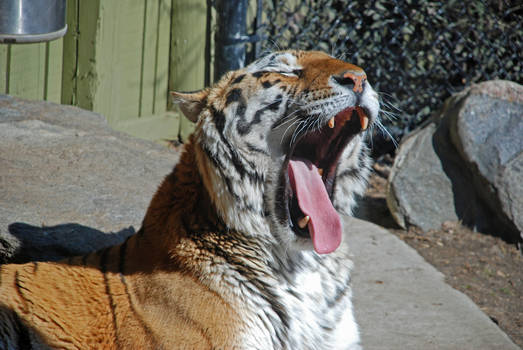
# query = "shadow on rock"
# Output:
<box><xmin>0</xmin><ymin>223</ymin><xmax>135</xmax><ymax>264</ymax></box>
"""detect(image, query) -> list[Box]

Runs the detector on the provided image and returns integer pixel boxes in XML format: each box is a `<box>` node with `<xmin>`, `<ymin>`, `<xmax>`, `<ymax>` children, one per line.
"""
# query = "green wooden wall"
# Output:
<box><xmin>170</xmin><ymin>0</ymin><xmax>208</xmax><ymax>141</ymax></box>
<box><xmin>0</xmin><ymin>0</ymin><xmax>210</xmax><ymax>144</ymax></box>
<box><xmin>0</xmin><ymin>41</ymin><xmax>63</xmax><ymax>103</ymax></box>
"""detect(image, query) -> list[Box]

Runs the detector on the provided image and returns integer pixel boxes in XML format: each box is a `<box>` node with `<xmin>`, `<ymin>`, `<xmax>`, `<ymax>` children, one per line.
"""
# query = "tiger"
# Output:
<box><xmin>0</xmin><ymin>50</ymin><xmax>379</xmax><ymax>349</ymax></box>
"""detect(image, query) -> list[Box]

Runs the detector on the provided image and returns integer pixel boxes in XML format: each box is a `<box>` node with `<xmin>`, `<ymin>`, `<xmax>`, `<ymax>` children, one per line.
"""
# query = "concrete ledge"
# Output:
<box><xmin>347</xmin><ymin>217</ymin><xmax>519</xmax><ymax>350</ymax></box>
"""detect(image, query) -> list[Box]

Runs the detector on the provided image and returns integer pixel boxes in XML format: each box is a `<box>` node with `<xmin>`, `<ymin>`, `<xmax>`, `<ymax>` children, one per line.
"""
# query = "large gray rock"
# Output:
<box><xmin>386</xmin><ymin>123</ymin><xmax>457</xmax><ymax>230</ymax></box>
<box><xmin>386</xmin><ymin>116</ymin><xmax>491</xmax><ymax>232</ymax></box>
<box><xmin>449</xmin><ymin>80</ymin><xmax>522</xmax><ymax>239</ymax></box>
<box><xmin>387</xmin><ymin>80</ymin><xmax>522</xmax><ymax>242</ymax></box>
<box><xmin>0</xmin><ymin>95</ymin><xmax>178</xmax><ymax>262</ymax></box>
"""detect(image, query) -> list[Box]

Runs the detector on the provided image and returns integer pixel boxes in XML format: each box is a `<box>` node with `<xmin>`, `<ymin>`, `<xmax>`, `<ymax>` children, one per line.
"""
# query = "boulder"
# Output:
<box><xmin>386</xmin><ymin>123</ymin><xmax>456</xmax><ymax>230</ymax></box>
<box><xmin>449</xmin><ymin>80</ymin><xmax>522</xmax><ymax>240</ymax></box>
<box><xmin>0</xmin><ymin>95</ymin><xmax>179</xmax><ymax>262</ymax></box>
<box><xmin>386</xmin><ymin>117</ymin><xmax>491</xmax><ymax>232</ymax></box>
<box><xmin>387</xmin><ymin>80</ymin><xmax>522</xmax><ymax>243</ymax></box>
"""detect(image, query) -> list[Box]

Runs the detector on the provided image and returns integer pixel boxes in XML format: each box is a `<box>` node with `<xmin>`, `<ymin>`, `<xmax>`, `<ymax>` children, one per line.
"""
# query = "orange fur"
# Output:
<box><xmin>1</xmin><ymin>140</ymin><xmax>244</xmax><ymax>349</ymax></box>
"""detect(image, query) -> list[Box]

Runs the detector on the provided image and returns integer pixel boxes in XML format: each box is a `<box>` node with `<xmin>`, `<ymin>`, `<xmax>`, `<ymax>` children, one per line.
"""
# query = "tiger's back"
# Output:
<box><xmin>0</xmin><ymin>259</ymin><xmax>121</xmax><ymax>349</ymax></box>
<box><xmin>0</xmin><ymin>219</ymin><xmax>245</xmax><ymax>349</ymax></box>
<box><xmin>1</xmin><ymin>50</ymin><xmax>379</xmax><ymax>349</ymax></box>
<box><xmin>1</xmin><ymin>146</ymin><xmax>246</xmax><ymax>349</ymax></box>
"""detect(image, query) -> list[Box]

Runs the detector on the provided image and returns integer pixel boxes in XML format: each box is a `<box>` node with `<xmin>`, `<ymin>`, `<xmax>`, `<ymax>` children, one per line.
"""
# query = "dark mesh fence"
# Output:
<box><xmin>252</xmin><ymin>0</ymin><xmax>522</xmax><ymax>153</ymax></box>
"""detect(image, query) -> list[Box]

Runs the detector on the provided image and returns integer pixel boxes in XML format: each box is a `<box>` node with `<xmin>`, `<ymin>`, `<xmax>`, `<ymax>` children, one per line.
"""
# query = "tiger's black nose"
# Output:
<box><xmin>333</xmin><ymin>69</ymin><xmax>367</xmax><ymax>94</ymax></box>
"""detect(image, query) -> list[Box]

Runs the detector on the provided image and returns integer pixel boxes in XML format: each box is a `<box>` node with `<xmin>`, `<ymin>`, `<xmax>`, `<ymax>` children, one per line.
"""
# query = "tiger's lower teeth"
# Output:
<box><xmin>328</xmin><ymin>118</ymin><xmax>335</xmax><ymax>128</ymax></box>
<box><xmin>298</xmin><ymin>215</ymin><xmax>310</xmax><ymax>229</ymax></box>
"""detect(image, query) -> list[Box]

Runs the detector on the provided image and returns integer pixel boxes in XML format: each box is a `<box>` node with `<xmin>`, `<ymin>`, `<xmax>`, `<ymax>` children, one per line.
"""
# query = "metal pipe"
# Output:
<box><xmin>214</xmin><ymin>0</ymin><xmax>249</xmax><ymax>81</ymax></box>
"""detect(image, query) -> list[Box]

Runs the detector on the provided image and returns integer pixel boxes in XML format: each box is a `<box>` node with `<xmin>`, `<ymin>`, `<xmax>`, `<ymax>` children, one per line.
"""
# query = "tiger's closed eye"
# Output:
<box><xmin>279</xmin><ymin>69</ymin><xmax>302</xmax><ymax>78</ymax></box>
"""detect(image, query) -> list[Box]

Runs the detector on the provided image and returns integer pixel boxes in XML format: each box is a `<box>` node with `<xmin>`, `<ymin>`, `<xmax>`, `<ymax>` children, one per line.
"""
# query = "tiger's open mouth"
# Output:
<box><xmin>284</xmin><ymin>107</ymin><xmax>370</xmax><ymax>254</ymax></box>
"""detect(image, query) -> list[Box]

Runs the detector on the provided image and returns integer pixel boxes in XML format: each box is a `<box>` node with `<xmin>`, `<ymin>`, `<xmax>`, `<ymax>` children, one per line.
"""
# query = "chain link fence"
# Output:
<box><xmin>252</xmin><ymin>0</ymin><xmax>521</xmax><ymax>154</ymax></box>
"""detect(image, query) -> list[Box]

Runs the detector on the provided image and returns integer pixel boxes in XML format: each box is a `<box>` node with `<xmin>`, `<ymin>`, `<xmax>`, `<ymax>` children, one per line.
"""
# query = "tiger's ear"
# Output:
<box><xmin>170</xmin><ymin>90</ymin><xmax>209</xmax><ymax>123</ymax></box>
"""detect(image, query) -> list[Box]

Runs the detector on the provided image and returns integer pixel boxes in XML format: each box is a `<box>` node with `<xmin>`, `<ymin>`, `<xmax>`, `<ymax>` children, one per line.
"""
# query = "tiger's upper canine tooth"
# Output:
<box><xmin>356</xmin><ymin>108</ymin><xmax>369</xmax><ymax>130</ymax></box>
<box><xmin>318</xmin><ymin>168</ymin><xmax>323</xmax><ymax>176</ymax></box>
<box><xmin>298</xmin><ymin>215</ymin><xmax>310</xmax><ymax>229</ymax></box>
<box><xmin>328</xmin><ymin>117</ymin><xmax>335</xmax><ymax>128</ymax></box>
<box><xmin>360</xmin><ymin>115</ymin><xmax>369</xmax><ymax>130</ymax></box>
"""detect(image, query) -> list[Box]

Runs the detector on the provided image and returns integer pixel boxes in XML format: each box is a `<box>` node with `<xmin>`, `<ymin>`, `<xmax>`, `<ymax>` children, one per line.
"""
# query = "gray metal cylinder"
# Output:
<box><xmin>0</xmin><ymin>0</ymin><xmax>67</xmax><ymax>43</ymax></box>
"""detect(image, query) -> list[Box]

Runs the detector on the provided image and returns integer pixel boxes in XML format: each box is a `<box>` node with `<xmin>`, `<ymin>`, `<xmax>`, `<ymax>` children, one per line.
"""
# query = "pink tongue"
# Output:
<box><xmin>288</xmin><ymin>158</ymin><xmax>342</xmax><ymax>254</ymax></box>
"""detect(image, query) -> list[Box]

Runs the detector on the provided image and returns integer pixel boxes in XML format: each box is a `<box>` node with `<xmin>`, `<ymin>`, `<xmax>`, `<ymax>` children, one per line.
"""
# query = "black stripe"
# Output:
<box><xmin>119</xmin><ymin>274</ymin><xmax>164</xmax><ymax>350</ymax></box>
<box><xmin>14</xmin><ymin>271</ymin><xmax>28</xmax><ymax>298</ymax></box>
<box><xmin>32</xmin><ymin>262</ymin><xmax>38</xmax><ymax>274</ymax></box>
<box><xmin>252</xmin><ymin>71</ymin><xmax>266</xmax><ymax>78</ymax></box>
<box><xmin>237</xmin><ymin>97</ymin><xmax>282</xmax><ymax>135</ymax></box>
<box><xmin>275</xmin><ymin>168</ymin><xmax>290</xmax><ymax>226</ymax></box>
<box><xmin>249</xmin><ymin>279</ymin><xmax>289</xmax><ymax>345</ymax></box>
<box><xmin>246</xmin><ymin>142</ymin><xmax>270</xmax><ymax>156</ymax></box>
<box><xmin>231</xmin><ymin>74</ymin><xmax>246</xmax><ymax>84</ymax></box>
<box><xmin>262</xmin><ymin>80</ymin><xmax>273</xmax><ymax>89</ymax></box>
<box><xmin>167</xmin><ymin>297</ymin><xmax>212</xmax><ymax>348</ymax></box>
<box><xmin>288</xmin><ymin>84</ymin><xmax>299</xmax><ymax>97</ymax></box>
<box><xmin>200</xmin><ymin>144</ymin><xmax>240</xmax><ymax>200</ymax></box>
<box><xmin>211</xmin><ymin>106</ymin><xmax>226</xmax><ymax>134</ymax></box>
<box><xmin>197</xmin><ymin>144</ymin><xmax>266</xmax><ymax>215</ymax></box>
<box><xmin>292</xmin><ymin>69</ymin><xmax>303</xmax><ymax>78</ymax></box>
<box><xmin>118</xmin><ymin>239</ymin><xmax>128</xmax><ymax>274</ymax></box>
<box><xmin>101</xmin><ymin>248</ymin><xmax>120</xmax><ymax>349</ymax></box>
<box><xmin>14</xmin><ymin>312</ymin><xmax>32</xmax><ymax>350</ymax></box>
<box><xmin>337</xmin><ymin>168</ymin><xmax>359</xmax><ymax>179</ymax></box>
<box><xmin>210</xmin><ymin>107</ymin><xmax>248</xmax><ymax>179</ymax></box>
<box><xmin>201</xmin><ymin>145</ymin><xmax>261</xmax><ymax>213</ymax></box>
<box><xmin>236</xmin><ymin>100</ymin><xmax>247</xmax><ymax>121</ymax></box>
<box><xmin>209</xmin><ymin>106</ymin><xmax>266</xmax><ymax>186</ymax></box>
<box><xmin>225</xmin><ymin>88</ymin><xmax>242</xmax><ymax>106</ymax></box>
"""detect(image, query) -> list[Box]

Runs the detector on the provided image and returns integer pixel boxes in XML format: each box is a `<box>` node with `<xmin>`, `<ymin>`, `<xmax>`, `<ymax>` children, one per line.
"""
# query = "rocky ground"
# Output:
<box><xmin>360</xmin><ymin>159</ymin><xmax>523</xmax><ymax>348</ymax></box>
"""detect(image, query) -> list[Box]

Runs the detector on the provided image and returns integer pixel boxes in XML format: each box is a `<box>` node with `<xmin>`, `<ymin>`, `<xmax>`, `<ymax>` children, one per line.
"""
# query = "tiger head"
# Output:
<box><xmin>172</xmin><ymin>50</ymin><xmax>379</xmax><ymax>255</ymax></box>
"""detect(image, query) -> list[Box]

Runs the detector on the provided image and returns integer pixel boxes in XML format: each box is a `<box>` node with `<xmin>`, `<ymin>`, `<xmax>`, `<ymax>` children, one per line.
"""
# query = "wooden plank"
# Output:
<box><xmin>61</xmin><ymin>0</ymin><xmax>79</xmax><ymax>105</ymax></box>
<box><xmin>170</xmin><ymin>0</ymin><xmax>208</xmax><ymax>141</ymax></box>
<box><xmin>95</xmin><ymin>0</ymin><xmax>145</xmax><ymax>124</ymax></box>
<box><xmin>113</xmin><ymin>112</ymin><xmax>181</xmax><ymax>144</ymax></box>
<box><xmin>90</xmin><ymin>0</ymin><xmax>120</xmax><ymax>121</ymax></box>
<box><xmin>139</xmin><ymin>0</ymin><xmax>158</xmax><ymax>117</ymax></box>
<box><xmin>153</xmin><ymin>0</ymin><xmax>172</xmax><ymax>115</ymax></box>
<box><xmin>76</xmin><ymin>0</ymin><xmax>101</xmax><ymax>111</ymax></box>
<box><xmin>45</xmin><ymin>39</ymin><xmax>64</xmax><ymax>103</ymax></box>
<box><xmin>0</xmin><ymin>45</ymin><xmax>7</xmax><ymax>94</ymax></box>
<box><xmin>136</xmin><ymin>0</ymin><xmax>172</xmax><ymax>117</ymax></box>
<box><xmin>7</xmin><ymin>43</ymin><xmax>46</xmax><ymax>100</ymax></box>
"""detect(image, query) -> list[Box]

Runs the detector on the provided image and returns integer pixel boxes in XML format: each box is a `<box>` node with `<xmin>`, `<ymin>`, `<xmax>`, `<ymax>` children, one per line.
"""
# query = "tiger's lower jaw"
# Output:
<box><xmin>278</xmin><ymin>108</ymin><xmax>368</xmax><ymax>254</ymax></box>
